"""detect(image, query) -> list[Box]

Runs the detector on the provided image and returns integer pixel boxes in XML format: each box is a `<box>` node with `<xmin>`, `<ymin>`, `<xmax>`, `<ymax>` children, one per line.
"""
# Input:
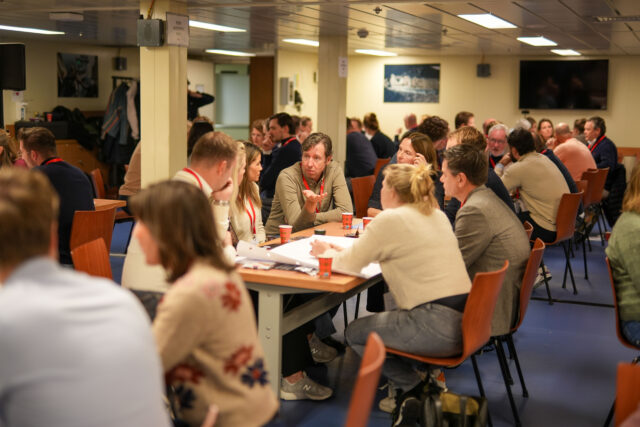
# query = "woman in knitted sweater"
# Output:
<box><xmin>311</xmin><ymin>164</ymin><xmax>470</xmax><ymax>398</ymax></box>
<box><xmin>130</xmin><ymin>180</ymin><xmax>278</xmax><ymax>427</ymax></box>
<box><xmin>607</xmin><ymin>163</ymin><xmax>640</xmax><ymax>346</ymax></box>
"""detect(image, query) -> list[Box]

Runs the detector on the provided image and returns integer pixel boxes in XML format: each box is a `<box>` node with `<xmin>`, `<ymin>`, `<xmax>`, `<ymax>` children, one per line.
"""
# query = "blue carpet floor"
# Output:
<box><xmin>109</xmin><ymin>223</ymin><xmax>636</xmax><ymax>426</ymax></box>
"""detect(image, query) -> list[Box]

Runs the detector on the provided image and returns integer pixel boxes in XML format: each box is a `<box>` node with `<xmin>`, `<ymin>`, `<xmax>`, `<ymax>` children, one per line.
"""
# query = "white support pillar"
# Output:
<box><xmin>139</xmin><ymin>0</ymin><xmax>187</xmax><ymax>187</ymax></box>
<box><xmin>317</xmin><ymin>35</ymin><xmax>347</xmax><ymax>166</ymax></box>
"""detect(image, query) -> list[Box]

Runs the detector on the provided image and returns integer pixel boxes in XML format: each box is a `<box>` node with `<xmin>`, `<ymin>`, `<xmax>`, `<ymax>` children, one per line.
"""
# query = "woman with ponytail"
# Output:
<box><xmin>363</xmin><ymin>112</ymin><xmax>395</xmax><ymax>158</ymax></box>
<box><xmin>311</xmin><ymin>164</ymin><xmax>470</xmax><ymax>415</ymax></box>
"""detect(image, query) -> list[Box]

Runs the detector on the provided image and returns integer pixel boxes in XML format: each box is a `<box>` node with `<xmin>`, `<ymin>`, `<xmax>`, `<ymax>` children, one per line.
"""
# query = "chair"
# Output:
<box><xmin>539</xmin><ymin>192</ymin><xmax>582</xmax><ymax>300</ymax></box>
<box><xmin>581</xmin><ymin>167</ymin><xmax>610</xmax><ymax>246</ymax></box>
<box><xmin>523</xmin><ymin>221</ymin><xmax>534</xmax><ymax>240</ymax></box>
<box><xmin>90</xmin><ymin>168</ymin><xmax>118</xmax><ymax>199</ymax></box>
<box><xmin>345</xmin><ymin>332</ymin><xmax>385</xmax><ymax>427</ymax></box>
<box><xmin>386</xmin><ymin>261</ymin><xmax>511</xmax><ymax>425</ymax></box>
<box><xmin>373</xmin><ymin>158</ymin><xmax>390</xmax><ymax>179</ymax></box>
<box><xmin>615</xmin><ymin>363</ymin><xmax>640</xmax><ymax>427</ymax></box>
<box><xmin>351</xmin><ymin>175</ymin><xmax>376</xmax><ymax>218</ymax></box>
<box><xmin>70</xmin><ymin>207</ymin><xmax>116</xmax><ymax>253</ymax></box>
<box><xmin>71</xmin><ymin>238</ymin><xmax>113</xmax><ymax>279</ymax></box>
<box><xmin>574</xmin><ymin>179</ymin><xmax>589</xmax><ymax>279</ymax></box>
<box><xmin>603</xmin><ymin>257</ymin><xmax>640</xmax><ymax>426</ymax></box>
<box><xmin>494</xmin><ymin>239</ymin><xmax>546</xmax><ymax>403</ymax></box>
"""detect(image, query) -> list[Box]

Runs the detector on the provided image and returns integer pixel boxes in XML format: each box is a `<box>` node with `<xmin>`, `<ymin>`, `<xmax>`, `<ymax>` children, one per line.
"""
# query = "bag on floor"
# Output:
<box><xmin>422</xmin><ymin>389</ymin><xmax>488</xmax><ymax>427</ymax></box>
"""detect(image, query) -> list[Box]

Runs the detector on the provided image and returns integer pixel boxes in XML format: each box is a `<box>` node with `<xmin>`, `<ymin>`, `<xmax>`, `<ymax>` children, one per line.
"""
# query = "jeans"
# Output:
<box><xmin>346</xmin><ymin>302</ymin><xmax>463</xmax><ymax>392</ymax></box>
<box><xmin>518</xmin><ymin>211</ymin><xmax>557</xmax><ymax>243</ymax></box>
<box><xmin>623</xmin><ymin>321</ymin><xmax>640</xmax><ymax>347</ymax></box>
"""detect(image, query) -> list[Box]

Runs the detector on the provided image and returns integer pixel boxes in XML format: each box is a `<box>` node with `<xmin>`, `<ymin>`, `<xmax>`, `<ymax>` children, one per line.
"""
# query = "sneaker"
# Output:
<box><xmin>280</xmin><ymin>372</ymin><xmax>333</xmax><ymax>401</ymax></box>
<box><xmin>392</xmin><ymin>395</ymin><xmax>421</xmax><ymax>427</ymax></box>
<box><xmin>430</xmin><ymin>369</ymin><xmax>447</xmax><ymax>390</ymax></box>
<box><xmin>378</xmin><ymin>383</ymin><xmax>398</xmax><ymax>413</ymax></box>
<box><xmin>309</xmin><ymin>333</ymin><xmax>338</xmax><ymax>364</ymax></box>
<box><xmin>533</xmin><ymin>272</ymin><xmax>546</xmax><ymax>289</ymax></box>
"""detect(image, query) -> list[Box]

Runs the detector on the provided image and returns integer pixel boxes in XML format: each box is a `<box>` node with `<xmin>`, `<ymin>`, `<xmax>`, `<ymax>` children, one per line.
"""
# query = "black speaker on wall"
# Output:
<box><xmin>477</xmin><ymin>63</ymin><xmax>491</xmax><ymax>78</ymax></box>
<box><xmin>0</xmin><ymin>43</ymin><xmax>26</xmax><ymax>90</ymax></box>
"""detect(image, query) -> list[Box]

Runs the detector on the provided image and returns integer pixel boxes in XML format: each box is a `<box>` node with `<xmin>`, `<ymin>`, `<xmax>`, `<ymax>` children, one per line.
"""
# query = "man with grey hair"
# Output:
<box><xmin>487</xmin><ymin>123</ymin><xmax>510</xmax><ymax>171</ymax></box>
<box><xmin>552</xmin><ymin>122</ymin><xmax>596</xmax><ymax>182</ymax></box>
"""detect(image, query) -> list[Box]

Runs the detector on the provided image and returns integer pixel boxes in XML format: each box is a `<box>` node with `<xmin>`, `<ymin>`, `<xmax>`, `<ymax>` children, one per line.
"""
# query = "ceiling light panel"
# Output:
<box><xmin>283</xmin><ymin>39</ymin><xmax>319</xmax><ymax>47</ymax></box>
<box><xmin>457</xmin><ymin>14</ymin><xmax>517</xmax><ymax>29</ymax></box>
<box><xmin>551</xmin><ymin>49</ymin><xmax>581</xmax><ymax>56</ymax></box>
<box><xmin>517</xmin><ymin>36</ymin><xmax>557</xmax><ymax>46</ymax></box>
<box><xmin>205</xmin><ymin>49</ymin><xmax>255</xmax><ymax>57</ymax></box>
<box><xmin>0</xmin><ymin>24</ymin><xmax>64</xmax><ymax>35</ymax></box>
<box><xmin>190</xmin><ymin>20</ymin><xmax>245</xmax><ymax>32</ymax></box>
<box><xmin>354</xmin><ymin>49</ymin><xmax>398</xmax><ymax>57</ymax></box>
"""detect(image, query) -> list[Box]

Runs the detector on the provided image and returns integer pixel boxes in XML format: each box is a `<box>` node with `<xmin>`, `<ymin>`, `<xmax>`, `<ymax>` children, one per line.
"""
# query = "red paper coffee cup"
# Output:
<box><xmin>362</xmin><ymin>216</ymin><xmax>373</xmax><ymax>230</ymax></box>
<box><xmin>318</xmin><ymin>256</ymin><xmax>332</xmax><ymax>278</ymax></box>
<box><xmin>342</xmin><ymin>212</ymin><xmax>353</xmax><ymax>229</ymax></box>
<box><xmin>46</xmin><ymin>113</ymin><xmax>53</xmax><ymax>122</ymax></box>
<box><xmin>279</xmin><ymin>225</ymin><xmax>292</xmax><ymax>244</ymax></box>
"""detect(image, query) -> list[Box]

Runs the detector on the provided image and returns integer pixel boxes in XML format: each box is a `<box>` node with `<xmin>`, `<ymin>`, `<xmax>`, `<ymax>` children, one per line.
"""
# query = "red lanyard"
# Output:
<box><xmin>245</xmin><ymin>198</ymin><xmax>256</xmax><ymax>234</ymax></box>
<box><xmin>541</xmin><ymin>149</ymin><xmax>548</xmax><ymax>155</ymax></box>
<box><xmin>282</xmin><ymin>136</ymin><xmax>296</xmax><ymax>148</ymax></box>
<box><xmin>182</xmin><ymin>167</ymin><xmax>203</xmax><ymax>190</ymax></box>
<box><xmin>300</xmin><ymin>165</ymin><xmax>325</xmax><ymax>213</ymax></box>
<box><xmin>489</xmin><ymin>156</ymin><xmax>496</xmax><ymax>168</ymax></box>
<box><xmin>590</xmin><ymin>135</ymin><xmax>606</xmax><ymax>153</ymax></box>
<box><xmin>43</xmin><ymin>157</ymin><xmax>63</xmax><ymax>165</ymax></box>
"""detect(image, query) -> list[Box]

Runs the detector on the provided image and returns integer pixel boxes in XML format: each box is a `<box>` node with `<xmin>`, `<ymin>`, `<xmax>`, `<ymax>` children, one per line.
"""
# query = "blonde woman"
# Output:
<box><xmin>130</xmin><ymin>180</ymin><xmax>278</xmax><ymax>427</ymax></box>
<box><xmin>607</xmin><ymin>163</ymin><xmax>640</xmax><ymax>346</ymax></box>
<box><xmin>311</xmin><ymin>164</ymin><xmax>471</xmax><ymax>418</ymax></box>
<box><xmin>231</xmin><ymin>142</ymin><xmax>265</xmax><ymax>243</ymax></box>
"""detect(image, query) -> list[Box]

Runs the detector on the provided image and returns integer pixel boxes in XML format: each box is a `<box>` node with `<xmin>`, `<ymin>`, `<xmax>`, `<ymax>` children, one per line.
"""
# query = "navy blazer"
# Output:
<box><xmin>259</xmin><ymin>137</ymin><xmax>302</xmax><ymax>198</ymax></box>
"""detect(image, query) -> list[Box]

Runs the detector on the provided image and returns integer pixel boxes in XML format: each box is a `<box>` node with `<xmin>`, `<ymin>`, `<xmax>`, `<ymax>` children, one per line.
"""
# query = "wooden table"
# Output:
<box><xmin>239</xmin><ymin>220</ymin><xmax>380</xmax><ymax>396</ymax></box>
<box><xmin>94</xmin><ymin>198</ymin><xmax>126</xmax><ymax>211</ymax></box>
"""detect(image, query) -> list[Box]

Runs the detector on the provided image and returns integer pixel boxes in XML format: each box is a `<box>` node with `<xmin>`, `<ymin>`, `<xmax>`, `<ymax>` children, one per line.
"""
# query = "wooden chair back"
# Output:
<box><xmin>581</xmin><ymin>167</ymin><xmax>609</xmax><ymax>206</ymax></box>
<box><xmin>345</xmin><ymin>332</ymin><xmax>385</xmax><ymax>427</ymax></box>
<box><xmin>551</xmin><ymin>192</ymin><xmax>583</xmax><ymax>244</ymax></box>
<box><xmin>616</xmin><ymin>363</ymin><xmax>640</xmax><ymax>426</ymax></box>
<box><xmin>71</xmin><ymin>238</ymin><xmax>113</xmax><ymax>279</ymax></box>
<box><xmin>606</xmin><ymin>257</ymin><xmax>640</xmax><ymax>352</ymax></box>
<box><xmin>351</xmin><ymin>175</ymin><xmax>376</xmax><ymax>218</ymax></box>
<box><xmin>90</xmin><ymin>168</ymin><xmax>106</xmax><ymax>199</ymax></box>
<box><xmin>523</xmin><ymin>221</ymin><xmax>534</xmax><ymax>240</ymax></box>
<box><xmin>386</xmin><ymin>261</ymin><xmax>509</xmax><ymax>367</ymax></box>
<box><xmin>575</xmin><ymin>179</ymin><xmax>589</xmax><ymax>204</ymax></box>
<box><xmin>374</xmin><ymin>158</ymin><xmax>390</xmax><ymax>179</ymax></box>
<box><xmin>512</xmin><ymin>239</ymin><xmax>545</xmax><ymax>332</ymax></box>
<box><xmin>70</xmin><ymin>207</ymin><xmax>116</xmax><ymax>252</ymax></box>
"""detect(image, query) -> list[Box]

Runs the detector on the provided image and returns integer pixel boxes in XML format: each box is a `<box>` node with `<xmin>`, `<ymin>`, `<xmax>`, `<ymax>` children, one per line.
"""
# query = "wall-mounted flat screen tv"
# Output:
<box><xmin>519</xmin><ymin>59</ymin><xmax>608</xmax><ymax>110</ymax></box>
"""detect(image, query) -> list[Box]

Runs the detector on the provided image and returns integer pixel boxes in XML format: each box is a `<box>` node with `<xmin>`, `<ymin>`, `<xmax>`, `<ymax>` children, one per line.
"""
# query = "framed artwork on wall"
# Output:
<box><xmin>57</xmin><ymin>53</ymin><xmax>98</xmax><ymax>98</ymax></box>
<box><xmin>384</xmin><ymin>64</ymin><xmax>440</xmax><ymax>103</ymax></box>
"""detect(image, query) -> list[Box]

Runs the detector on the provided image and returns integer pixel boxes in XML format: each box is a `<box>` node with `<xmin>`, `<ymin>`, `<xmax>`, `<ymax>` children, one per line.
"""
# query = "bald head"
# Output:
<box><xmin>404</xmin><ymin>113</ymin><xmax>417</xmax><ymax>129</ymax></box>
<box><xmin>555</xmin><ymin>122</ymin><xmax>572</xmax><ymax>144</ymax></box>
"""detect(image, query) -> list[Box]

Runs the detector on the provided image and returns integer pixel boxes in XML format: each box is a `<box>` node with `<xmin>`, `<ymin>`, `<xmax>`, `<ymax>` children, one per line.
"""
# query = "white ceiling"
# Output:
<box><xmin>0</xmin><ymin>0</ymin><xmax>639</xmax><ymax>58</ymax></box>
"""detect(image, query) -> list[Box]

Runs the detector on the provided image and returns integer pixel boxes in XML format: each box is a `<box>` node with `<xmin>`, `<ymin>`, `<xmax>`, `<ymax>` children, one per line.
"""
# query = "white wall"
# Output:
<box><xmin>274</xmin><ymin>50</ymin><xmax>640</xmax><ymax>148</ymax></box>
<box><xmin>2</xmin><ymin>40</ymin><xmax>139</xmax><ymax>125</ymax></box>
<box><xmin>276</xmin><ymin>50</ymin><xmax>318</xmax><ymax>128</ymax></box>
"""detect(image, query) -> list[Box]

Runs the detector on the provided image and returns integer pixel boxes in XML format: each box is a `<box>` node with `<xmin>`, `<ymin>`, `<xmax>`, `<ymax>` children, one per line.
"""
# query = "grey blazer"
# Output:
<box><xmin>455</xmin><ymin>186</ymin><xmax>531</xmax><ymax>335</ymax></box>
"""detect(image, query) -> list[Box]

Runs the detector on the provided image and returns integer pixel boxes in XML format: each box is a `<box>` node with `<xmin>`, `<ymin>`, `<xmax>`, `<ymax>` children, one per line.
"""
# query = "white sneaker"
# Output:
<box><xmin>378</xmin><ymin>382</ymin><xmax>398</xmax><ymax>413</ymax></box>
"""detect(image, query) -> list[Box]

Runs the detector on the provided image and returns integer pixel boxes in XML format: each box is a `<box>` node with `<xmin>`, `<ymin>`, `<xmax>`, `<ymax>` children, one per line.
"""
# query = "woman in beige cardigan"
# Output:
<box><xmin>130</xmin><ymin>180</ymin><xmax>278</xmax><ymax>427</ymax></box>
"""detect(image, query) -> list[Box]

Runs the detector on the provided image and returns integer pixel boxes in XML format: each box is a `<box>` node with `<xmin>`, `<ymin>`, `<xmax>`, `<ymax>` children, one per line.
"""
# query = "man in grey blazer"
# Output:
<box><xmin>441</xmin><ymin>144</ymin><xmax>530</xmax><ymax>336</ymax></box>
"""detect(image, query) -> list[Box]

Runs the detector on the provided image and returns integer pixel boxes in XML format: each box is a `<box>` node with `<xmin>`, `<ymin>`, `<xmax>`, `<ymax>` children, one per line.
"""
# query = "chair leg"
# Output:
<box><xmin>471</xmin><ymin>354</ymin><xmax>493</xmax><ymax>427</ymax></box>
<box><xmin>541</xmin><ymin>259</ymin><xmax>554</xmax><ymax>305</ymax></box>
<box><xmin>603</xmin><ymin>400</ymin><xmax>614</xmax><ymax>427</ymax></box>
<box><xmin>493</xmin><ymin>338</ymin><xmax>522</xmax><ymax>427</ymax></box>
<box><xmin>354</xmin><ymin>293</ymin><xmax>360</xmax><ymax>320</ymax></box>
<box><xmin>506</xmin><ymin>334</ymin><xmax>529</xmax><ymax>398</ymax></box>
<box><xmin>342</xmin><ymin>301</ymin><xmax>348</xmax><ymax>332</ymax></box>
<box><xmin>561</xmin><ymin>241</ymin><xmax>578</xmax><ymax>294</ymax></box>
<box><xmin>582</xmin><ymin>234</ymin><xmax>588</xmax><ymax>280</ymax></box>
<box><xmin>497</xmin><ymin>337</ymin><xmax>514</xmax><ymax>385</ymax></box>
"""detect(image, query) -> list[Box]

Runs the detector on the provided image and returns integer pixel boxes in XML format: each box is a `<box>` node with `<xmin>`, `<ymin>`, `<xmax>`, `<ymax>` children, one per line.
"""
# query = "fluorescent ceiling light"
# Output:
<box><xmin>283</xmin><ymin>38</ymin><xmax>319</xmax><ymax>47</ymax></box>
<box><xmin>190</xmin><ymin>20</ymin><xmax>245</xmax><ymax>32</ymax></box>
<box><xmin>0</xmin><ymin>24</ymin><xmax>64</xmax><ymax>35</ymax></box>
<box><xmin>355</xmin><ymin>49</ymin><xmax>397</xmax><ymax>57</ymax></box>
<box><xmin>205</xmin><ymin>49</ymin><xmax>255</xmax><ymax>57</ymax></box>
<box><xmin>517</xmin><ymin>36</ymin><xmax>557</xmax><ymax>46</ymax></box>
<box><xmin>551</xmin><ymin>49</ymin><xmax>581</xmax><ymax>56</ymax></box>
<box><xmin>457</xmin><ymin>14</ymin><xmax>516</xmax><ymax>29</ymax></box>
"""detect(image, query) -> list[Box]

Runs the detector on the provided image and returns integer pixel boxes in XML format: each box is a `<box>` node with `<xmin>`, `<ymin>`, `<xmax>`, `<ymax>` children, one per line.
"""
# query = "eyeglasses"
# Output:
<box><xmin>488</xmin><ymin>138</ymin><xmax>506</xmax><ymax>144</ymax></box>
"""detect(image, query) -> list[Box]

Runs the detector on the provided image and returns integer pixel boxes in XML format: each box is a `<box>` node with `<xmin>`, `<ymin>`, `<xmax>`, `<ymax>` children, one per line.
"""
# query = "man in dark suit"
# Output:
<box><xmin>441</xmin><ymin>144</ymin><xmax>530</xmax><ymax>335</ymax></box>
<box><xmin>19</xmin><ymin>127</ymin><xmax>94</xmax><ymax>265</ymax></box>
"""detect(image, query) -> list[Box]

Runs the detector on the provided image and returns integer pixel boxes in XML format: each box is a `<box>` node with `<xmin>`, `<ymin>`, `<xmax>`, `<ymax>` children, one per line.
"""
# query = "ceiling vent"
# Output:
<box><xmin>593</xmin><ymin>15</ymin><xmax>640</xmax><ymax>23</ymax></box>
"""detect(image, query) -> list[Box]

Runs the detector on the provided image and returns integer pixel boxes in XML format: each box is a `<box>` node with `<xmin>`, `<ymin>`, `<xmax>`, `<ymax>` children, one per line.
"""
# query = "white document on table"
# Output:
<box><xmin>237</xmin><ymin>236</ymin><xmax>381</xmax><ymax>279</ymax></box>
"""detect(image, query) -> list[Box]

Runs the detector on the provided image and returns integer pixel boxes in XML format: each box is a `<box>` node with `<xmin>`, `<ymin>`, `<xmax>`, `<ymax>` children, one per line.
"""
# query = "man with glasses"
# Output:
<box><xmin>487</xmin><ymin>123</ymin><xmax>510</xmax><ymax>172</ymax></box>
<box><xmin>265</xmin><ymin>132</ymin><xmax>352</xmax><ymax>235</ymax></box>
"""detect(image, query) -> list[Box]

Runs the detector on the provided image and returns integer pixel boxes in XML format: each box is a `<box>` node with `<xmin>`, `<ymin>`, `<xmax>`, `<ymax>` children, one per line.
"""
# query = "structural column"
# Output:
<box><xmin>317</xmin><ymin>35</ymin><xmax>347</xmax><ymax>166</ymax></box>
<box><xmin>139</xmin><ymin>0</ymin><xmax>187</xmax><ymax>187</ymax></box>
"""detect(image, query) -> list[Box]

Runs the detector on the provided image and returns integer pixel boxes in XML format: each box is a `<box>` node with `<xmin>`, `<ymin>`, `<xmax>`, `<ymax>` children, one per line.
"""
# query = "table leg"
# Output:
<box><xmin>258</xmin><ymin>290</ymin><xmax>283</xmax><ymax>397</ymax></box>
